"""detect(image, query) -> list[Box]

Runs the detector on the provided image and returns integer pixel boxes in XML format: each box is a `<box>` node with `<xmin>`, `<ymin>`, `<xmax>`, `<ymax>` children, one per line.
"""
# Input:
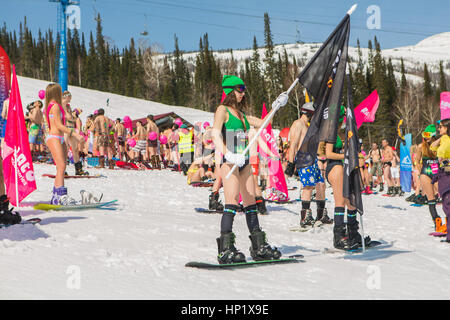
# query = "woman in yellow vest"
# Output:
<box><xmin>178</xmin><ymin>124</ymin><xmax>194</xmax><ymax>174</ymax></box>
<box><xmin>211</xmin><ymin>75</ymin><xmax>283</xmax><ymax>264</ymax></box>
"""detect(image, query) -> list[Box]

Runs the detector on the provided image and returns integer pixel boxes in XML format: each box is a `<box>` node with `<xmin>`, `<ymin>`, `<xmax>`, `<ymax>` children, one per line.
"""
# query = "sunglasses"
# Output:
<box><xmin>422</xmin><ymin>131</ymin><xmax>434</xmax><ymax>139</ymax></box>
<box><xmin>223</xmin><ymin>85</ymin><xmax>246</xmax><ymax>93</ymax></box>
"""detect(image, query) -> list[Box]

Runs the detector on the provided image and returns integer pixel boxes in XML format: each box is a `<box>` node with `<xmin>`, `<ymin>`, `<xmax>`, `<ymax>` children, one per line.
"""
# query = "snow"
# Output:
<box><xmin>1</xmin><ymin>162</ymin><xmax>449</xmax><ymax>299</ymax></box>
<box><xmin>1</xmin><ymin>75</ymin><xmax>449</xmax><ymax>300</ymax></box>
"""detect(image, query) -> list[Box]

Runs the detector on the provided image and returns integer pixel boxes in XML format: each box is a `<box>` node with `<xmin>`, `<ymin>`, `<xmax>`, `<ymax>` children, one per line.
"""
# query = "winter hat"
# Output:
<box><xmin>422</xmin><ymin>124</ymin><xmax>436</xmax><ymax>138</ymax></box>
<box><xmin>222</xmin><ymin>75</ymin><xmax>245</xmax><ymax>96</ymax></box>
<box><xmin>300</xmin><ymin>102</ymin><xmax>315</xmax><ymax>114</ymax></box>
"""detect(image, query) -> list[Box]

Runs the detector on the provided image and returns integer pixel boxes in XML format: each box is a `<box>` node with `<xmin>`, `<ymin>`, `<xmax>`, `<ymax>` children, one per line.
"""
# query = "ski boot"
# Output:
<box><xmin>0</xmin><ymin>195</ymin><xmax>21</xmax><ymax>225</ymax></box>
<box><xmin>216</xmin><ymin>232</ymin><xmax>246</xmax><ymax>264</ymax></box>
<box><xmin>415</xmin><ymin>194</ymin><xmax>427</xmax><ymax>205</ymax></box>
<box><xmin>255</xmin><ymin>196</ymin><xmax>268</xmax><ymax>215</ymax></box>
<box><xmin>398</xmin><ymin>187</ymin><xmax>405</xmax><ymax>197</ymax></box>
<box><xmin>347</xmin><ymin>221</ymin><xmax>371</xmax><ymax>248</ymax></box>
<box><xmin>51</xmin><ymin>186</ymin><xmax>77</xmax><ymax>206</ymax></box>
<box><xmin>75</xmin><ymin>161</ymin><xmax>89</xmax><ymax>176</ymax></box>
<box><xmin>208</xmin><ymin>192</ymin><xmax>224</xmax><ymax>212</ymax></box>
<box><xmin>333</xmin><ymin>224</ymin><xmax>355</xmax><ymax>250</ymax></box>
<box><xmin>300</xmin><ymin>209</ymin><xmax>315</xmax><ymax>229</ymax></box>
<box><xmin>248</xmin><ymin>228</ymin><xmax>281</xmax><ymax>261</ymax></box>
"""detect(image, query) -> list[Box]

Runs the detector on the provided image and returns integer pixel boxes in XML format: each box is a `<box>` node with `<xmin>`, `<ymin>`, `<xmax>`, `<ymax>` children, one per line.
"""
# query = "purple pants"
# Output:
<box><xmin>434</xmin><ymin>171</ymin><xmax>450</xmax><ymax>241</ymax></box>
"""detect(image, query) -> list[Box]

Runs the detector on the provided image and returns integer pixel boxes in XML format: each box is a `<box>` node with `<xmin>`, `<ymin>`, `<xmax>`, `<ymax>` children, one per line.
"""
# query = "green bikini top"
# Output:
<box><xmin>224</xmin><ymin>107</ymin><xmax>249</xmax><ymax>131</ymax></box>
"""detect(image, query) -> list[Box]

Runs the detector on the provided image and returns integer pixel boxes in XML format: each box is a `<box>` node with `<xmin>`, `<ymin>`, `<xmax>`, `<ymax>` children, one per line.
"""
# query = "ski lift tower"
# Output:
<box><xmin>50</xmin><ymin>0</ymin><xmax>80</xmax><ymax>92</ymax></box>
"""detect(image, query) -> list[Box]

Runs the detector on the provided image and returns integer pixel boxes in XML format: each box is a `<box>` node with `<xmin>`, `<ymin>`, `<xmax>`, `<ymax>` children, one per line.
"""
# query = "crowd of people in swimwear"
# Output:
<box><xmin>0</xmin><ymin>77</ymin><xmax>448</xmax><ymax>258</ymax></box>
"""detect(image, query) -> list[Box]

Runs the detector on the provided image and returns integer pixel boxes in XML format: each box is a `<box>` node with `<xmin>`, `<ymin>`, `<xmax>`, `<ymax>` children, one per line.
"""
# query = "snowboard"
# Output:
<box><xmin>429</xmin><ymin>232</ymin><xmax>447</xmax><ymax>237</ymax></box>
<box><xmin>33</xmin><ymin>200</ymin><xmax>118</xmax><ymax>211</ymax></box>
<box><xmin>190</xmin><ymin>181</ymin><xmax>214</xmax><ymax>187</ymax></box>
<box><xmin>42</xmin><ymin>174</ymin><xmax>104</xmax><ymax>179</ymax></box>
<box><xmin>115</xmin><ymin>161</ymin><xmax>140</xmax><ymax>170</ymax></box>
<box><xmin>195</xmin><ymin>207</ymin><xmax>223</xmax><ymax>214</ymax></box>
<box><xmin>323</xmin><ymin>240</ymin><xmax>383</xmax><ymax>254</ymax></box>
<box><xmin>410</xmin><ymin>203</ymin><xmax>425</xmax><ymax>207</ymax></box>
<box><xmin>0</xmin><ymin>218</ymin><xmax>41</xmax><ymax>229</ymax></box>
<box><xmin>265</xmin><ymin>198</ymin><xmax>300</xmax><ymax>204</ymax></box>
<box><xmin>185</xmin><ymin>254</ymin><xmax>304</xmax><ymax>269</ymax></box>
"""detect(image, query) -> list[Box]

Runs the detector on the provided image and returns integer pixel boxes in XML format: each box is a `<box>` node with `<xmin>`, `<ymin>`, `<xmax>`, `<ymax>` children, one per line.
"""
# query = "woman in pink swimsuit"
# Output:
<box><xmin>44</xmin><ymin>83</ymin><xmax>84</xmax><ymax>205</ymax></box>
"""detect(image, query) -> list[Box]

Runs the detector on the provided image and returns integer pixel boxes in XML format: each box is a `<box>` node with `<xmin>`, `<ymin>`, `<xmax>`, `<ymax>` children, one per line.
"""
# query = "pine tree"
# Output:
<box><xmin>423</xmin><ymin>63</ymin><xmax>433</xmax><ymax>99</ymax></box>
<box><xmin>263</xmin><ymin>13</ymin><xmax>279</xmax><ymax>104</ymax></box>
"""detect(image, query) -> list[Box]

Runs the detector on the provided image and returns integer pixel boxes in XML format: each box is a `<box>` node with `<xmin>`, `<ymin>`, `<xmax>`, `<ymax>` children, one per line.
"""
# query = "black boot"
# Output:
<box><xmin>216</xmin><ymin>232</ymin><xmax>246</xmax><ymax>264</ymax></box>
<box><xmin>0</xmin><ymin>195</ymin><xmax>21</xmax><ymax>225</ymax></box>
<box><xmin>379</xmin><ymin>183</ymin><xmax>384</xmax><ymax>193</ymax></box>
<box><xmin>255</xmin><ymin>196</ymin><xmax>267</xmax><ymax>215</ymax></box>
<box><xmin>333</xmin><ymin>224</ymin><xmax>353</xmax><ymax>250</ymax></box>
<box><xmin>248</xmin><ymin>228</ymin><xmax>281</xmax><ymax>261</ymax></box>
<box><xmin>75</xmin><ymin>161</ymin><xmax>89</xmax><ymax>176</ymax></box>
<box><xmin>209</xmin><ymin>192</ymin><xmax>224</xmax><ymax>211</ymax></box>
<box><xmin>317</xmin><ymin>208</ymin><xmax>333</xmax><ymax>225</ymax></box>
<box><xmin>300</xmin><ymin>209</ymin><xmax>315</xmax><ymax>228</ymax></box>
<box><xmin>347</xmin><ymin>221</ymin><xmax>371</xmax><ymax>248</ymax></box>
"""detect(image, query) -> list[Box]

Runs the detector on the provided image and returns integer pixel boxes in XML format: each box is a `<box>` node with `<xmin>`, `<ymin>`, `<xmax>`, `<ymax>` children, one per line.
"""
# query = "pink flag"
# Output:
<box><xmin>259</xmin><ymin>103</ymin><xmax>289</xmax><ymax>201</ymax></box>
<box><xmin>354</xmin><ymin>90</ymin><xmax>379</xmax><ymax>129</ymax></box>
<box><xmin>1</xmin><ymin>65</ymin><xmax>37</xmax><ymax>206</ymax></box>
<box><xmin>440</xmin><ymin>92</ymin><xmax>450</xmax><ymax>120</ymax></box>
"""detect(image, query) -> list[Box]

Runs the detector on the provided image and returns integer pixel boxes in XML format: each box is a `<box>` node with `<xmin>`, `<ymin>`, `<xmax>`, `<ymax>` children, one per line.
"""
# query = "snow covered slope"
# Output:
<box><xmin>17</xmin><ymin>76</ymin><xmax>214</xmax><ymax>126</ymax></box>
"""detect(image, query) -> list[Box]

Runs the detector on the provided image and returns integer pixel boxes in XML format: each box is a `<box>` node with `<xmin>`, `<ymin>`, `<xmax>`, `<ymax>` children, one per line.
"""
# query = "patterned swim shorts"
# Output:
<box><xmin>297</xmin><ymin>159</ymin><xmax>324</xmax><ymax>187</ymax></box>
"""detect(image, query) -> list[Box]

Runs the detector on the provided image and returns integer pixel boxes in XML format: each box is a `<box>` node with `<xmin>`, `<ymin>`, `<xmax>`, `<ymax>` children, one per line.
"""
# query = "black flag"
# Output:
<box><xmin>295</xmin><ymin>14</ymin><xmax>350</xmax><ymax>168</ymax></box>
<box><xmin>343</xmin><ymin>75</ymin><xmax>364</xmax><ymax>214</ymax></box>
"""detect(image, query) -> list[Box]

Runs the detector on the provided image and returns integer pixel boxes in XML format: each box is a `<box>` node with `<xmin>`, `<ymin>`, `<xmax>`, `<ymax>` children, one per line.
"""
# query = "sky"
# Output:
<box><xmin>2</xmin><ymin>0</ymin><xmax>449</xmax><ymax>53</ymax></box>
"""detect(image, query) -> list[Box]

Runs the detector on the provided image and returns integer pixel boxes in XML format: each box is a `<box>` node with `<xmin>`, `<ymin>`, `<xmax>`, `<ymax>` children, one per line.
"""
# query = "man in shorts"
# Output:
<box><xmin>369</xmin><ymin>142</ymin><xmax>383</xmax><ymax>192</ymax></box>
<box><xmin>285</xmin><ymin>102</ymin><xmax>332</xmax><ymax>228</ymax></box>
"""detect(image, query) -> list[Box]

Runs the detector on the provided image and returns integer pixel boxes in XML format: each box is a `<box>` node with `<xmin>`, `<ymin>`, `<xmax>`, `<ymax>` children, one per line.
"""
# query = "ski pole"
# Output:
<box><xmin>225</xmin><ymin>78</ymin><xmax>299</xmax><ymax>179</ymax></box>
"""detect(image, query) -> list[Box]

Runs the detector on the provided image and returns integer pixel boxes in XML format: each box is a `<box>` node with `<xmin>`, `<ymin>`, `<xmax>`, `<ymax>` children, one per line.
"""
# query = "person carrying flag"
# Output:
<box><xmin>211</xmin><ymin>75</ymin><xmax>281</xmax><ymax>264</ymax></box>
<box><xmin>285</xmin><ymin>102</ymin><xmax>332</xmax><ymax>228</ymax></box>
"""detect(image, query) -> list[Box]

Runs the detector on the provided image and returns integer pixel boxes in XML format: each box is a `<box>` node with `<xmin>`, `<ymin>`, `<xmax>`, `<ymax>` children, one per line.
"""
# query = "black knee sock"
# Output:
<box><xmin>302</xmin><ymin>201</ymin><xmax>311</xmax><ymax>210</ymax></box>
<box><xmin>334</xmin><ymin>207</ymin><xmax>345</xmax><ymax>226</ymax></box>
<box><xmin>244</xmin><ymin>204</ymin><xmax>260</xmax><ymax>233</ymax></box>
<box><xmin>427</xmin><ymin>199</ymin><xmax>440</xmax><ymax>221</ymax></box>
<box><xmin>316</xmin><ymin>200</ymin><xmax>325</xmax><ymax>210</ymax></box>
<box><xmin>221</xmin><ymin>204</ymin><xmax>239</xmax><ymax>234</ymax></box>
<box><xmin>347</xmin><ymin>209</ymin><xmax>358</xmax><ymax>225</ymax></box>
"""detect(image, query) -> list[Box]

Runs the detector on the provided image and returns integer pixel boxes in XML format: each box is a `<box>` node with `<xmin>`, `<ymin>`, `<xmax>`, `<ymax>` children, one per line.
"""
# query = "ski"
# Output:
<box><xmin>33</xmin><ymin>200</ymin><xmax>118</xmax><ymax>211</ymax></box>
<box><xmin>185</xmin><ymin>254</ymin><xmax>304</xmax><ymax>269</ymax></box>
<box><xmin>42</xmin><ymin>174</ymin><xmax>104</xmax><ymax>179</ymax></box>
<box><xmin>0</xmin><ymin>218</ymin><xmax>41</xmax><ymax>229</ymax></box>
<box><xmin>323</xmin><ymin>240</ymin><xmax>383</xmax><ymax>254</ymax></box>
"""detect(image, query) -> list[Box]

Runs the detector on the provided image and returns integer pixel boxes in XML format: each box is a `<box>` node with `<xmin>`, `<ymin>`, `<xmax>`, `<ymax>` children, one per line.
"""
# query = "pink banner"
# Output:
<box><xmin>259</xmin><ymin>103</ymin><xmax>289</xmax><ymax>201</ymax></box>
<box><xmin>354</xmin><ymin>90</ymin><xmax>379</xmax><ymax>129</ymax></box>
<box><xmin>440</xmin><ymin>92</ymin><xmax>450</xmax><ymax>120</ymax></box>
<box><xmin>1</xmin><ymin>65</ymin><xmax>37</xmax><ymax>206</ymax></box>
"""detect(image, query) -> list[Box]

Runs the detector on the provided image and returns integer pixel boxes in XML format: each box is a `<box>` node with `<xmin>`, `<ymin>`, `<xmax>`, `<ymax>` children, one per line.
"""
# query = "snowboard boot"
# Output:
<box><xmin>378</xmin><ymin>183</ymin><xmax>384</xmax><ymax>193</ymax></box>
<box><xmin>255</xmin><ymin>196</ymin><xmax>268</xmax><ymax>215</ymax></box>
<box><xmin>208</xmin><ymin>192</ymin><xmax>224</xmax><ymax>211</ymax></box>
<box><xmin>333</xmin><ymin>224</ymin><xmax>355</xmax><ymax>250</ymax></box>
<box><xmin>75</xmin><ymin>161</ymin><xmax>89</xmax><ymax>176</ymax></box>
<box><xmin>51</xmin><ymin>186</ymin><xmax>77</xmax><ymax>206</ymax></box>
<box><xmin>300</xmin><ymin>209</ymin><xmax>315</xmax><ymax>228</ymax></box>
<box><xmin>405</xmin><ymin>193</ymin><xmax>416</xmax><ymax>202</ymax></box>
<box><xmin>216</xmin><ymin>232</ymin><xmax>246</xmax><ymax>264</ymax></box>
<box><xmin>155</xmin><ymin>156</ymin><xmax>162</xmax><ymax>170</ymax></box>
<box><xmin>347</xmin><ymin>221</ymin><xmax>371</xmax><ymax>248</ymax></box>
<box><xmin>248</xmin><ymin>228</ymin><xmax>281</xmax><ymax>261</ymax></box>
<box><xmin>317</xmin><ymin>208</ymin><xmax>333</xmax><ymax>225</ymax></box>
<box><xmin>0</xmin><ymin>195</ymin><xmax>21</xmax><ymax>225</ymax></box>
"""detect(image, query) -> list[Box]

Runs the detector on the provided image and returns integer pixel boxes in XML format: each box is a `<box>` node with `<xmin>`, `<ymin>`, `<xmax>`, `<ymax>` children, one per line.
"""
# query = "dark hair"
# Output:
<box><xmin>147</xmin><ymin>115</ymin><xmax>154</xmax><ymax>121</ymax></box>
<box><xmin>116</xmin><ymin>118</ymin><xmax>121</xmax><ymax>122</ymax></box>
<box><xmin>97</xmin><ymin>108</ymin><xmax>105</xmax><ymax>115</ymax></box>
<box><xmin>172</xmin><ymin>123</ymin><xmax>179</xmax><ymax>130</ymax></box>
<box><xmin>221</xmin><ymin>91</ymin><xmax>249</xmax><ymax>130</ymax></box>
<box><xmin>440</xmin><ymin>119</ymin><xmax>450</xmax><ymax>136</ymax></box>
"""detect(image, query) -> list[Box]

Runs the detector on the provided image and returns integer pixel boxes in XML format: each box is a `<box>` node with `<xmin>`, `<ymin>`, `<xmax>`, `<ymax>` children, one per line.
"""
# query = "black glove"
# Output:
<box><xmin>284</xmin><ymin>161</ymin><xmax>295</xmax><ymax>177</ymax></box>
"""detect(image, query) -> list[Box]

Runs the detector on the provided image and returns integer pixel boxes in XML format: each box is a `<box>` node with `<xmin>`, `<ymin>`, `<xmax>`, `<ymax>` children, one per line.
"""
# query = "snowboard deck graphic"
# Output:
<box><xmin>195</xmin><ymin>207</ymin><xmax>223</xmax><ymax>214</ymax></box>
<box><xmin>186</xmin><ymin>254</ymin><xmax>304</xmax><ymax>269</ymax></box>
<box><xmin>0</xmin><ymin>218</ymin><xmax>41</xmax><ymax>229</ymax></box>
<box><xmin>33</xmin><ymin>200</ymin><xmax>118</xmax><ymax>211</ymax></box>
<box><xmin>429</xmin><ymin>232</ymin><xmax>447</xmax><ymax>237</ymax></box>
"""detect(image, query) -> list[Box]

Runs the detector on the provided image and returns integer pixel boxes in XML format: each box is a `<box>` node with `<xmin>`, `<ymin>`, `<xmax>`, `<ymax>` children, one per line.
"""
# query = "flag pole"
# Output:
<box><xmin>14</xmin><ymin>146</ymin><xmax>19</xmax><ymax>208</ymax></box>
<box><xmin>360</xmin><ymin>213</ymin><xmax>365</xmax><ymax>252</ymax></box>
<box><xmin>225</xmin><ymin>78</ymin><xmax>299</xmax><ymax>179</ymax></box>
